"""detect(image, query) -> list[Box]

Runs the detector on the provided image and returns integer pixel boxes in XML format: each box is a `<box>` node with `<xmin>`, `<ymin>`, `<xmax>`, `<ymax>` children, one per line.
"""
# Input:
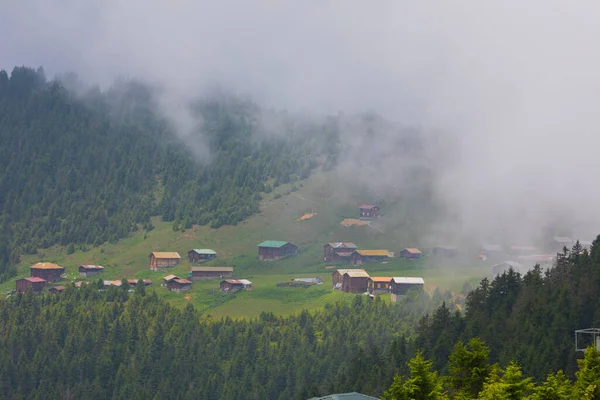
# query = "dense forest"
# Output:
<box><xmin>1</xmin><ymin>239</ymin><xmax>600</xmax><ymax>399</ymax></box>
<box><xmin>0</xmin><ymin>66</ymin><xmax>341</xmax><ymax>281</ymax></box>
<box><xmin>0</xmin><ymin>283</ymin><xmax>452</xmax><ymax>399</ymax></box>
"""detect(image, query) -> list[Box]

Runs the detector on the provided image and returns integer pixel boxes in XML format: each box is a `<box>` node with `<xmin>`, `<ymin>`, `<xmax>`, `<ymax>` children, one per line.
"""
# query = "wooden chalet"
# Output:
<box><xmin>341</xmin><ymin>270</ymin><xmax>370</xmax><ymax>293</ymax></box>
<box><xmin>78</xmin><ymin>265</ymin><xmax>104</xmax><ymax>277</ymax></box>
<box><xmin>190</xmin><ymin>266</ymin><xmax>233</xmax><ymax>281</ymax></box>
<box><xmin>16</xmin><ymin>277</ymin><xmax>46</xmax><ymax>293</ymax></box>
<box><xmin>323</xmin><ymin>242</ymin><xmax>357</xmax><ymax>262</ymax></box>
<box><xmin>351</xmin><ymin>250</ymin><xmax>392</xmax><ymax>265</ymax></box>
<box><xmin>332</xmin><ymin>269</ymin><xmax>364</xmax><ymax>289</ymax></box>
<box><xmin>48</xmin><ymin>286</ymin><xmax>66</xmax><ymax>294</ymax></box>
<box><xmin>258</xmin><ymin>241</ymin><xmax>298</xmax><ymax>261</ymax></box>
<box><xmin>367</xmin><ymin>277</ymin><xmax>392</xmax><ymax>295</ymax></box>
<box><xmin>149</xmin><ymin>252</ymin><xmax>181</xmax><ymax>270</ymax></box>
<box><xmin>188</xmin><ymin>249</ymin><xmax>217</xmax><ymax>263</ymax></box>
<box><xmin>359</xmin><ymin>205</ymin><xmax>380</xmax><ymax>219</ymax></box>
<box><xmin>390</xmin><ymin>277</ymin><xmax>425</xmax><ymax>302</ymax></box>
<box><xmin>163</xmin><ymin>275</ymin><xmax>192</xmax><ymax>292</ymax></box>
<box><xmin>399</xmin><ymin>248</ymin><xmax>421</xmax><ymax>260</ymax></box>
<box><xmin>220</xmin><ymin>279</ymin><xmax>252</xmax><ymax>293</ymax></box>
<box><xmin>432</xmin><ymin>246</ymin><xmax>458</xmax><ymax>258</ymax></box>
<box><xmin>30</xmin><ymin>262</ymin><xmax>65</xmax><ymax>282</ymax></box>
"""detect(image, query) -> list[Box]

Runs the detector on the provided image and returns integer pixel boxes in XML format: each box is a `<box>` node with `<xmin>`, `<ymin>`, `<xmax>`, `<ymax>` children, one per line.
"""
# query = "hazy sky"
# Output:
<box><xmin>3</xmin><ymin>0</ymin><xmax>600</xmax><ymax>242</ymax></box>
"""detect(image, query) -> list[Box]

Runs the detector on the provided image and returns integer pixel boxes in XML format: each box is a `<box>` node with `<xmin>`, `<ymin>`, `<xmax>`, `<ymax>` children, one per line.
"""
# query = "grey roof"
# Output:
<box><xmin>392</xmin><ymin>277</ymin><xmax>425</xmax><ymax>285</ymax></box>
<box><xmin>309</xmin><ymin>393</ymin><xmax>379</xmax><ymax>400</ymax></box>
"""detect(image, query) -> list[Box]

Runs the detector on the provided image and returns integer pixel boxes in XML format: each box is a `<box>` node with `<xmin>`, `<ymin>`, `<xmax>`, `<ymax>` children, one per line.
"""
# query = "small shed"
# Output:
<box><xmin>359</xmin><ymin>205</ymin><xmax>380</xmax><ymax>219</ymax></box>
<box><xmin>400</xmin><ymin>248</ymin><xmax>422</xmax><ymax>260</ymax></box>
<box><xmin>16</xmin><ymin>277</ymin><xmax>47</xmax><ymax>293</ymax></box>
<box><xmin>166</xmin><ymin>277</ymin><xmax>192</xmax><ymax>293</ymax></box>
<box><xmin>432</xmin><ymin>246</ymin><xmax>458</xmax><ymax>258</ymax></box>
<box><xmin>220</xmin><ymin>279</ymin><xmax>252</xmax><ymax>293</ymax></box>
<box><xmin>367</xmin><ymin>277</ymin><xmax>392</xmax><ymax>295</ymax></box>
<box><xmin>188</xmin><ymin>249</ymin><xmax>217</xmax><ymax>263</ymax></box>
<box><xmin>324</xmin><ymin>242</ymin><xmax>357</xmax><ymax>262</ymax></box>
<box><xmin>190</xmin><ymin>266</ymin><xmax>233</xmax><ymax>281</ymax></box>
<box><xmin>351</xmin><ymin>250</ymin><xmax>392</xmax><ymax>265</ymax></box>
<box><xmin>492</xmin><ymin>261</ymin><xmax>523</xmax><ymax>276</ymax></box>
<box><xmin>390</xmin><ymin>277</ymin><xmax>425</xmax><ymax>301</ymax></box>
<box><xmin>149</xmin><ymin>252</ymin><xmax>181</xmax><ymax>270</ymax></box>
<box><xmin>342</xmin><ymin>270</ymin><xmax>370</xmax><ymax>293</ymax></box>
<box><xmin>258</xmin><ymin>241</ymin><xmax>298</xmax><ymax>261</ymax></box>
<box><xmin>30</xmin><ymin>262</ymin><xmax>65</xmax><ymax>282</ymax></box>
<box><xmin>79</xmin><ymin>265</ymin><xmax>104</xmax><ymax>277</ymax></box>
<box><xmin>48</xmin><ymin>286</ymin><xmax>66</xmax><ymax>294</ymax></box>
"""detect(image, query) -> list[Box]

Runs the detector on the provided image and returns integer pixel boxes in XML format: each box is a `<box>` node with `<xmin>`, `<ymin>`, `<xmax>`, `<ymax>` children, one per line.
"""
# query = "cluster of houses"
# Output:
<box><xmin>323</xmin><ymin>242</ymin><xmax>424</xmax><ymax>265</ymax></box>
<box><xmin>331</xmin><ymin>268</ymin><xmax>425</xmax><ymax>302</ymax></box>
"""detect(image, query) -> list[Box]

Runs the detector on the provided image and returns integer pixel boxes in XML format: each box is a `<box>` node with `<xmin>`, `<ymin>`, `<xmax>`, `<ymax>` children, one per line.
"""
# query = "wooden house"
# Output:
<box><xmin>163</xmin><ymin>275</ymin><xmax>192</xmax><ymax>292</ymax></box>
<box><xmin>359</xmin><ymin>205</ymin><xmax>380</xmax><ymax>219</ymax></box>
<box><xmin>351</xmin><ymin>250</ymin><xmax>392</xmax><ymax>265</ymax></box>
<box><xmin>190</xmin><ymin>266</ymin><xmax>233</xmax><ymax>281</ymax></box>
<box><xmin>367</xmin><ymin>277</ymin><xmax>392</xmax><ymax>295</ymax></box>
<box><xmin>550</xmin><ymin>237</ymin><xmax>573</xmax><ymax>251</ymax></box>
<box><xmin>390</xmin><ymin>277</ymin><xmax>425</xmax><ymax>302</ymax></box>
<box><xmin>220</xmin><ymin>279</ymin><xmax>252</xmax><ymax>293</ymax></box>
<box><xmin>78</xmin><ymin>265</ymin><xmax>104</xmax><ymax>277</ymax></box>
<box><xmin>400</xmin><ymin>248</ymin><xmax>421</xmax><ymax>260</ymax></box>
<box><xmin>323</xmin><ymin>242</ymin><xmax>357</xmax><ymax>262</ymax></box>
<box><xmin>188</xmin><ymin>249</ymin><xmax>217</xmax><ymax>263</ymax></box>
<box><xmin>48</xmin><ymin>286</ymin><xmax>66</xmax><ymax>294</ymax></box>
<box><xmin>16</xmin><ymin>277</ymin><xmax>46</xmax><ymax>293</ymax></box>
<box><xmin>332</xmin><ymin>269</ymin><xmax>365</xmax><ymax>289</ymax></box>
<box><xmin>30</xmin><ymin>262</ymin><xmax>65</xmax><ymax>282</ymax></box>
<box><xmin>432</xmin><ymin>246</ymin><xmax>458</xmax><ymax>258</ymax></box>
<box><xmin>127</xmin><ymin>279</ymin><xmax>152</xmax><ymax>287</ymax></box>
<box><xmin>341</xmin><ymin>270</ymin><xmax>370</xmax><ymax>293</ymax></box>
<box><xmin>258</xmin><ymin>241</ymin><xmax>298</xmax><ymax>261</ymax></box>
<box><xmin>149</xmin><ymin>252</ymin><xmax>181</xmax><ymax>270</ymax></box>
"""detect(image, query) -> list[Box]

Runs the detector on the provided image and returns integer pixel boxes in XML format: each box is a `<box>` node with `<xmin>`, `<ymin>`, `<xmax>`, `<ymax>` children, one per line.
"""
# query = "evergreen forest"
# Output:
<box><xmin>1</xmin><ymin>240</ymin><xmax>600</xmax><ymax>399</ymax></box>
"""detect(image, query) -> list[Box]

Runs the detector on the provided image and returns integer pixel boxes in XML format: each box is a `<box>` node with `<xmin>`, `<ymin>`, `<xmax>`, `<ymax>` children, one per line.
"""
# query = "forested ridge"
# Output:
<box><xmin>0</xmin><ymin>66</ymin><xmax>338</xmax><ymax>281</ymax></box>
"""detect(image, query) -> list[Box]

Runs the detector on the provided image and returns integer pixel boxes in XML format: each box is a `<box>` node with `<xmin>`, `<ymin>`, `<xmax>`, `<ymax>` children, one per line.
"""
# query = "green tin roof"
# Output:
<box><xmin>258</xmin><ymin>240</ymin><xmax>289</xmax><ymax>248</ymax></box>
<box><xmin>192</xmin><ymin>249</ymin><xmax>216</xmax><ymax>255</ymax></box>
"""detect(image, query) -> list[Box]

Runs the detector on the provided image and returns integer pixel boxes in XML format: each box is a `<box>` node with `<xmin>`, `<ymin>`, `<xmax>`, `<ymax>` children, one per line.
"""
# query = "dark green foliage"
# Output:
<box><xmin>0</xmin><ymin>67</ymin><xmax>334</xmax><ymax>281</ymax></box>
<box><xmin>0</xmin><ymin>287</ymin><xmax>453</xmax><ymax>399</ymax></box>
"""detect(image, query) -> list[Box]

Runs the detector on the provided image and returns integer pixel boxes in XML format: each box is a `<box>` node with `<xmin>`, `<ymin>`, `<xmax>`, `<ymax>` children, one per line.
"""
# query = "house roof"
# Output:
<box><xmin>326</xmin><ymin>242</ymin><xmax>357</xmax><ymax>249</ymax></box>
<box><xmin>110</xmin><ymin>280</ymin><xmax>122</xmax><ymax>287</ymax></box>
<box><xmin>369</xmin><ymin>276</ymin><xmax>393</xmax><ymax>282</ymax></box>
<box><xmin>392</xmin><ymin>277</ymin><xmax>425</xmax><ymax>284</ymax></box>
<box><xmin>334</xmin><ymin>269</ymin><xmax>366</xmax><ymax>276</ymax></box>
<box><xmin>238</xmin><ymin>279</ymin><xmax>252</xmax><ymax>285</ymax></box>
<box><xmin>402</xmin><ymin>248</ymin><xmax>422</xmax><ymax>254</ymax></box>
<box><xmin>30</xmin><ymin>262</ymin><xmax>64</xmax><ymax>270</ymax></box>
<box><xmin>23</xmin><ymin>277</ymin><xmax>46</xmax><ymax>283</ymax></box>
<box><xmin>79</xmin><ymin>265</ymin><xmax>104</xmax><ymax>270</ymax></box>
<box><xmin>359</xmin><ymin>204</ymin><xmax>377</xmax><ymax>209</ymax></box>
<box><xmin>150</xmin><ymin>252</ymin><xmax>181</xmax><ymax>259</ymax></box>
<box><xmin>222</xmin><ymin>279</ymin><xmax>244</xmax><ymax>285</ymax></box>
<box><xmin>191</xmin><ymin>266</ymin><xmax>233</xmax><ymax>272</ymax></box>
<box><xmin>343</xmin><ymin>270</ymin><xmax>370</xmax><ymax>278</ymax></box>
<box><xmin>191</xmin><ymin>249</ymin><xmax>217</xmax><ymax>255</ymax></box>
<box><xmin>309</xmin><ymin>392</ymin><xmax>379</xmax><ymax>400</ymax></box>
<box><xmin>553</xmin><ymin>237</ymin><xmax>573</xmax><ymax>243</ymax></box>
<box><xmin>51</xmin><ymin>286</ymin><xmax>66</xmax><ymax>291</ymax></box>
<box><xmin>258</xmin><ymin>240</ymin><xmax>290</xmax><ymax>248</ymax></box>
<box><xmin>355</xmin><ymin>250</ymin><xmax>392</xmax><ymax>257</ymax></box>
<box><xmin>163</xmin><ymin>275</ymin><xmax>179</xmax><ymax>282</ymax></box>
<box><xmin>74</xmin><ymin>281</ymin><xmax>89</xmax><ymax>287</ymax></box>
<box><xmin>174</xmin><ymin>278</ymin><xmax>192</xmax><ymax>284</ymax></box>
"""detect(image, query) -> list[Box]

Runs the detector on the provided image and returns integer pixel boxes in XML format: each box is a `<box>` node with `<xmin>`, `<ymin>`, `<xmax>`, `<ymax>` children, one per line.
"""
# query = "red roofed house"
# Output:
<box><xmin>359</xmin><ymin>205</ymin><xmax>380</xmax><ymax>219</ymax></box>
<box><xmin>400</xmin><ymin>248</ymin><xmax>422</xmax><ymax>260</ymax></box>
<box><xmin>79</xmin><ymin>265</ymin><xmax>104</xmax><ymax>277</ymax></box>
<box><xmin>367</xmin><ymin>277</ymin><xmax>393</xmax><ymax>295</ymax></box>
<box><xmin>30</xmin><ymin>262</ymin><xmax>65</xmax><ymax>282</ymax></box>
<box><xmin>323</xmin><ymin>242</ymin><xmax>357</xmax><ymax>263</ymax></box>
<box><xmin>220</xmin><ymin>279</ymin><xmax>252</xmax><ymax>293</ymax></box>
<box><xmin>16</xmin><ymin>277</ymin><xmax>47</xmax><ymax>293</ymax></box>
<box><xmin>149</xmin><ymin>252</ymin><xmax>181</xmax><ymax>270</ymax></box>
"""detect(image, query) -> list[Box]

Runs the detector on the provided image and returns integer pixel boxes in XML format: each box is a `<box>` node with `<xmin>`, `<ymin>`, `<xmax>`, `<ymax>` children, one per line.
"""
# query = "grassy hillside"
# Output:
<box><xmin>2</xmin><ymin>172</ymin><xmax>488</xmax><ymax>318</ymax></box>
